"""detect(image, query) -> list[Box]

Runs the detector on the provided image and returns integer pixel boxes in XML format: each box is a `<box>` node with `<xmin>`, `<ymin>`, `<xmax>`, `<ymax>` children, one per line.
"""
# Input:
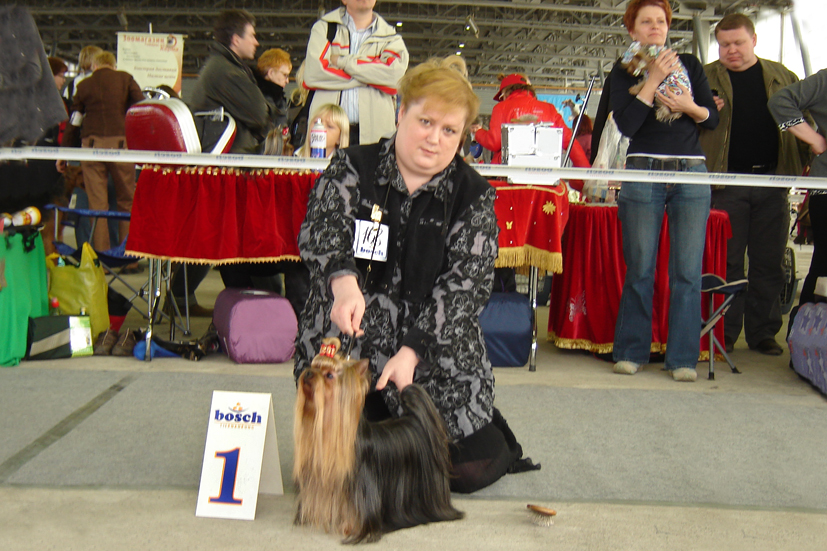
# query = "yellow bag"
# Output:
<box><xmin>47</xmin><ymin>243</ymin><xmax>110</xmax><ymax>338</ymax></box>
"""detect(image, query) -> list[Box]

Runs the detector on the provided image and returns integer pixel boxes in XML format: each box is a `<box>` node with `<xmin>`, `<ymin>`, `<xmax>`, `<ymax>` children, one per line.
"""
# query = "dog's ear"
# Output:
<box><xmin>355</xmin><ymin>359</ymin><xmax>369</xmax><ymax>377</ymax></box>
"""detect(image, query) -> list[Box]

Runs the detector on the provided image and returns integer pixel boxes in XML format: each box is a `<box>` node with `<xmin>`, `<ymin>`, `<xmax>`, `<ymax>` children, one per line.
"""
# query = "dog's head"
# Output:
<box><xmin>294</xmin><ymin>338</ymin><xmax>370</xmax><ymax>480</ymax></box>
<box><xmin>620</xmin><ymin>41</ymin><xmax>661</xmax><ymax>77</ymax></box>
<box><xmin>299</xmin><ymin>337</ymin><xmax>369</xmax><ymax>415</ymax></box>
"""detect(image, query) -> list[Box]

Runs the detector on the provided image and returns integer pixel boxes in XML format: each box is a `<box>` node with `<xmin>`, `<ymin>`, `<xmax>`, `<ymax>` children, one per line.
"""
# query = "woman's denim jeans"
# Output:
<box><xmin>613</xmin><ymin>159</ymin><xmax>710</xmax><ymax>370</ymax></box>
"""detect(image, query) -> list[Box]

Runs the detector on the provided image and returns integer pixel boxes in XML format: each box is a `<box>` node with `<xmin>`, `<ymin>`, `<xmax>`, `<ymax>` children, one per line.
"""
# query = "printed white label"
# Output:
<box><xmin>353</xmin><ymin>219</ymin><xmax>389</xmax><ymax>261</ymax></box>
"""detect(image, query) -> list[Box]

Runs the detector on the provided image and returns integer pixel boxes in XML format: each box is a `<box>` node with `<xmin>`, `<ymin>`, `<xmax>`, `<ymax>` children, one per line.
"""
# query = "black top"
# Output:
<box><xmin>610</xmin><ymin>53</ymin><xmax>719</xmax><ymax>157</ymax></box>
<box><xmin>727</xmin><ymin>62</ymin><xmax>779</xmax><ymax>171</ymax></box>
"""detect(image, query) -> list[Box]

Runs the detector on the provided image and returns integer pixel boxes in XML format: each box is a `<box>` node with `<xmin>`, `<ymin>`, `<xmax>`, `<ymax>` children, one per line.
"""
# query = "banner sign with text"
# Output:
<box><xmin>117</xmin><ymin>32</ymin><xmax>184</xmax><ymax>95</ymax></box>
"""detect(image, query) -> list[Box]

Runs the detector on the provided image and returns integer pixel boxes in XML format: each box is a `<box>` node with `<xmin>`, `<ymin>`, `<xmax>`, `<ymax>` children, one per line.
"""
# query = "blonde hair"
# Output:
<box><xmin>398</xmin><ymin>56</ymin><xmax>479</xmax><ymax>132</ymax></box>
<box><xmin>298</xmin><ymin>104</ymin><xmax>350</xmax><ymax>157</ymax></box>
<box><xmin>93</xmin><ymin>51</ymin><xmax>116</xmax><ymax>69</ymax></box>
<box><xmin>290</xmin><ymin>61</ymin><xmax>309</xmax><ymax>106</ymax></box>
<box><xmin>78</xmin><ymin>45</ymin><xmax>103</xmax><ymax>71</ymax></box>
<box><xmin>257</xmin><ymin>48</ymin><xmax>292</xmax><ymax>75</ymax></box>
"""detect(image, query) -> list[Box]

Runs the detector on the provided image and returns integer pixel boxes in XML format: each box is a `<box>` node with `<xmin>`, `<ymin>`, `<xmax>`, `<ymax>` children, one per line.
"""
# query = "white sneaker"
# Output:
<box><xmin>671</xmin><ymin>368</ymin><xmax>697</xmax><ymax>382</ymax></box>
<box><xmin>613</xmin><ymin>361</ymin><xmax>640</xmax><ymax>375</ymax></box>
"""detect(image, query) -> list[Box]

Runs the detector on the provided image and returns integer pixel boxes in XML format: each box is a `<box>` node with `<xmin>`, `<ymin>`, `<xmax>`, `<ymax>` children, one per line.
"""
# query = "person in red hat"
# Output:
<box><xmin>470</xmin><ymin>73</ymin><xmax>590</xmax><ymax>187</ymax></box>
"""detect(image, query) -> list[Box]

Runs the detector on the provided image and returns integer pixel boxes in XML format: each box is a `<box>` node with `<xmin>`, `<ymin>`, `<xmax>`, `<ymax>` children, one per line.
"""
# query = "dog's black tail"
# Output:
<box><xmin>346</xmin><ymin>384</ymin><xmax>463</xmax><ymax>544</ymax></box>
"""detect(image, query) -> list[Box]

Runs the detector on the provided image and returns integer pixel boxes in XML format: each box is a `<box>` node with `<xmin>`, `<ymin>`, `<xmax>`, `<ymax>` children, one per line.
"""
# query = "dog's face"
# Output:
<box><xmin>297</xmin><ymin>337</ymin><xmax>370</xmax><ymax>433</ymax></box>
<box><xmin>300</xmin><ymin>354</ymin><xmax>369</xmax><ymax>415</ymax></box>
<box><xmin>620</xmin><ymin>42</ymin><xmax>661</xmax><ymax>77</ymax></box>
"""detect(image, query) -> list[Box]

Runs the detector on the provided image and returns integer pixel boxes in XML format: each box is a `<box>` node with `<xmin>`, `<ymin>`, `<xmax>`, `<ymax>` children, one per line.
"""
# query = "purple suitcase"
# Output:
<box><xmin>788</xmin><ymin>302</ymin><xmax>827</xmax><ymax>396</ymax></box>
<box><xmin>213</xmin><ymin>288</ymin><xmax>297</xmax><ymax>364</ymax></box>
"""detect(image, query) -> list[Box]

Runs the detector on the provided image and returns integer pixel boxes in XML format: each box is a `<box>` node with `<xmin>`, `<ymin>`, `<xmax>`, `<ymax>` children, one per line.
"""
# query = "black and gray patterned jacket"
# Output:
<box><xmin>294</xmin><ymin>138</ymin><xmax>499</xmax><ymax>440</ymax></box>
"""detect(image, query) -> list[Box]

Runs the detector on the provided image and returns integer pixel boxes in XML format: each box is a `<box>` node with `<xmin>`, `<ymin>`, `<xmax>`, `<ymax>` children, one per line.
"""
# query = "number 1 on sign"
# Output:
<box><xmin>209</xmin><ymin>448</ymin><xmax>243</xmax><ymax>505</ymax></box>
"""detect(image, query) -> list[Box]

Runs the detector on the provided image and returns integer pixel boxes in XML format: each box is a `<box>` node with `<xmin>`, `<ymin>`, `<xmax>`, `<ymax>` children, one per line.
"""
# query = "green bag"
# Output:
<box><xmin>26</xmin><ymin>315</ymin><xmax>94</xmax><ymax>360</ymax></box>
<box><xmin>0</xmin><ymin>229</ymin><xmax>49</xmax><ymax>367</ymax></box>
<box><xmin>47</xmin><ymin>243</ymin><xmax>110</xmax><ymax>338</ymax></box>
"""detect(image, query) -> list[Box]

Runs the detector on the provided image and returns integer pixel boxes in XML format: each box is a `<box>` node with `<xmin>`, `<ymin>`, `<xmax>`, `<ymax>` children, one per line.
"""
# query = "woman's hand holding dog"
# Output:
<box><xmin>636</xmin><ymin>48</ymin><xmax>679</xmax><ymax>105</ymax></box>
<box><xmin>330</xmin><ymin>275</ymin><xmax>366</xmax><ymax>337</ymax></box>
<box><xmin>657</xmin><ymin>82</ymin><xmax>710</xmax><ymax>123</ymax></box>
<box><xmin>376</xmin><ymin>345</ymin><xmax>418</xmax><ymax>391</ymax></box>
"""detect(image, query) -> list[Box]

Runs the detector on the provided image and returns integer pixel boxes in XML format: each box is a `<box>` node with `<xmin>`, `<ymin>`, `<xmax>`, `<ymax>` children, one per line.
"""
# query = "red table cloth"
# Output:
<box><xmin>491</xmin><ymin>181</ymin><xmax>570</xmax><ymax>273</ymax></box>
<box><xmin>126</xmin><ymin>167</ymin><xmax>318</xmax><ymax>264</ymax></box>
<box><xmin>548</xmin><ymin>204</ymin><xmax>731</xmax><ymax>358</ymax></box>
<box><xmin>127</xmin><ymin>169</ymin><xmax>571</xmax><ymax>273</ymax></box>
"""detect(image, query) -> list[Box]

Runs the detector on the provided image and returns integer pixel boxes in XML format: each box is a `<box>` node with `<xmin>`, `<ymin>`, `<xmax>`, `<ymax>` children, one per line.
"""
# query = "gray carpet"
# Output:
<box><xmin>2</xmin><ymin>368</ymin><xmax>826</xmax><ymax>511</ymax></box>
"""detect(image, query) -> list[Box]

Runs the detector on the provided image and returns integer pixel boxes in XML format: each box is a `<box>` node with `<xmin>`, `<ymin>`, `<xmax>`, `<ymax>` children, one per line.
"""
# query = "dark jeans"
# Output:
<box><xmin>711</xmin><ymin>185</ymin><xmax>789</xmax><ymax>345</ymax></box>
<box><xmin>799</xmin><ymin>194</ymin><xmax>827</xmax><ymax>305</ymax></box>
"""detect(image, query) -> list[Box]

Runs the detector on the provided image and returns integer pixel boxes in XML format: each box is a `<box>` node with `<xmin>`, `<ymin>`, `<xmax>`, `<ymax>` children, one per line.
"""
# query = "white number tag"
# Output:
<box><xmin>353</xmin><ymin>219</ymin><xmax>389</xmax><ymax>261</ymax></box>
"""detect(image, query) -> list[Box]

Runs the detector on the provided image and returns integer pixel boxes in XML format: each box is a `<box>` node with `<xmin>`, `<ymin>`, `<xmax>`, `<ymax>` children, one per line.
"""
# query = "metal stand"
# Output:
<box><xmin>528</xmin><ymin>266</ymin><xmax>539</xmax><ymax>371</ymax></box>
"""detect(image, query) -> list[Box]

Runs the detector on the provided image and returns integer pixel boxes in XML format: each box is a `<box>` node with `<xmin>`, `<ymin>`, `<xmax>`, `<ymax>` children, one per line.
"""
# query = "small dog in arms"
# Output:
<box><xmin>293</xmin><ymin>337</ymin><xmax>463</xmax><ymax>543</ymax></box>
<box><xmin>621</xmin><ymin>41</ymin><xmax>692</xmax><ymax>123</ymax></box>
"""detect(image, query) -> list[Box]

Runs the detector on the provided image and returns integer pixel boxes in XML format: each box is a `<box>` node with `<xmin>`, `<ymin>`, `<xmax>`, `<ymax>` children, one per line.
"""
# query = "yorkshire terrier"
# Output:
<box><xmin>621</xmin><ymin>41</ymin><xmax>693</xmax><ymax>123</ymax></box>
<box><xmin>293</xmin><ymin>337</ymin><xmax>463</xmax><ymax>543</ymax></box>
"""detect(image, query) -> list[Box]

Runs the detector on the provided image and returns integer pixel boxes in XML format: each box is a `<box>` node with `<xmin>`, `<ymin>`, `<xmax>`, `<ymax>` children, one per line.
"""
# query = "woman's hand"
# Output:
<box><xmin>657</xmin><ymin>82</ymin><xmax>709</xmax><ymax>122</ymax></box>
<box><xmin>636</xmin><ymin>48</ymin><xmax>679</xmax><ymax>105</ymax></box>
<box><xmin>648</xmin><ymin>48</ymin><xmax>679</xmax><ymax>86</ymax></box>
<box><xmin>330</xmin><ymin>275</ymin><xmax>365</xmax><ymax>337</ymax></box>
<box><xmin>375</xmin><ymin>345</ymin><xmax>418</xmax><ymax>391</ymax></box>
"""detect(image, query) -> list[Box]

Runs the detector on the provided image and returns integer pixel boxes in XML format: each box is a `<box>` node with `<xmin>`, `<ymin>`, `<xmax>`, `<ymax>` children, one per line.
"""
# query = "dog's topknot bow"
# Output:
<box><xmin>319</xmin><ymin>343</ymin><xmax>337</xmax><ymax>358</ymax></box>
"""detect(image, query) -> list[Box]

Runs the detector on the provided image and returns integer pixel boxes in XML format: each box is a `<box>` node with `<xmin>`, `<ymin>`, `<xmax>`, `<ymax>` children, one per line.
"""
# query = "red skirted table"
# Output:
<box><xmin>126</xmin><ymin>167</ymin><xmax>318</xmax><ymax>263</ymax></box>
<box><xmin>127</xmin><ymin>170</ymin><xmax>571</xmax><ymax>271</ymax></box>
<box><xmin>548</xmin><ymin>204</ymin><xmax>731</xmax><ymax>358</ymax></box>
<box><xmin>126</xmin><ymin>168</ymin><xmax>571</xmax><ymax>362</ymax></box>
<box><xmin>491</xmin><ymin>181</ymin><xmax>570</xmax><ymax>274</ymax></box>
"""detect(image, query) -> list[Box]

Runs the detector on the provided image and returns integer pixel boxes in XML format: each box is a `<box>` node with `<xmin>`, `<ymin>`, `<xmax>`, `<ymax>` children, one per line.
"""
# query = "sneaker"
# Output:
<box><xmin>613</xmin><ymin>361</ymin><xmax>640</xmax><ymax>375</ymax></box>
<box><xmin>111</xmin><ymin>330</ymin><xmax>138</xmax><ymax>357</ymax></box>
<box><xmin>671</xmin><ymin>368</ymin><xmax>697</xmax><ymax>382</ymax></box>
<box><xmin>93</xmin><ymin>329</ymin><xmax>119</xmax><ymax>356</ymax></box>
<box><xmin>724</xmin><ymin>335</ymin><xmax>735</xmax><ymax>354</ymax></box>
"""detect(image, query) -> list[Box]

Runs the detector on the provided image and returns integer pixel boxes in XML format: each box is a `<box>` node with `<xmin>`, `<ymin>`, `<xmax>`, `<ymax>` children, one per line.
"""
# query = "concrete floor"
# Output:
<box><xmin>2</xmin><ymin>261</ymin><xmax>826</xmax><ymax>551</ymax></box>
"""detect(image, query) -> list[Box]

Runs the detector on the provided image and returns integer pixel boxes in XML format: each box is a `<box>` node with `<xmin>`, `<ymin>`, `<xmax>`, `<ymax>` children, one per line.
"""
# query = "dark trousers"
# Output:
<box><xmin>219</xmin><ymin>260</ymin><xmax>310</xmax><ymax>319</ymax></box>
<box><xmin>711</xmin><ymin>185</ymin><xmax>789</xmax><ymax>345</ymax></box>
<box><xmin>349</xmin><ymin>123</ymin><xmax>360</xmax><ymax>147</ymax></box>
<box><xmin>169</xmin><ymin>263</ymin><xmax>212</xmax><ymax>305</ymax></box>
<box><xmin>799</xmin><ymin>194</ymin><xmax>827</xmax><ymax>305</ymax></box>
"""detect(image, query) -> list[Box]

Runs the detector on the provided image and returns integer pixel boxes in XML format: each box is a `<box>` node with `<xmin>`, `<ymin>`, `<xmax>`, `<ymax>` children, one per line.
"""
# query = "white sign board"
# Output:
<box><xmin>195</xmin><ymin>390</ymin><xmax>283</xmax><ymax>521</ymax></box>
<box><xmin>117</xmin><ymin>32</ymin><xmax>184</xmax><ymax>95</ymax></box>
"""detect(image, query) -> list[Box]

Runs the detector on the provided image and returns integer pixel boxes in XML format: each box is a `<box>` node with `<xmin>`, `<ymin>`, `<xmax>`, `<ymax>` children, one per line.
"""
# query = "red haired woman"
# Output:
<box><xmin>610</xmin><ymin>0</ymin><xmax>719</xmax><ymax>382</ymax></box>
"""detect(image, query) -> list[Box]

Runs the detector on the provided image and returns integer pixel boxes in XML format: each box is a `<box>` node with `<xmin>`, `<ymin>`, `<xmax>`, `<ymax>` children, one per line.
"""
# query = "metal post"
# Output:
<box><xmin>564</xmin><ymin>75</ymin><xmax>597</xmax><ymax>164</ymax></box>
<box><xmin>790</xmin><ymin>10</ymin><xmax>812</xmax><ymax>77</ymax></box>
<box><xmin>528</xmin><ymin>266</ymin><xmax>538</xmax><ymax>372</ymax></box>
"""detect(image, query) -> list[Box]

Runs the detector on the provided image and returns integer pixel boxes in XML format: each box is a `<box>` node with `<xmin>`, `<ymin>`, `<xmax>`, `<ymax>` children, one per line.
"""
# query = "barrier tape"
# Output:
<box><xmin>3</xmin><ymin>146</ymin><xmax>827</xmax><ymax>189</ymax></box>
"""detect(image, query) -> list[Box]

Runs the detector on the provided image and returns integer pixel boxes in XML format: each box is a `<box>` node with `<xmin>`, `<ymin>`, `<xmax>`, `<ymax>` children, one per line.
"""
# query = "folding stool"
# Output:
<box><xmin>700</xmin><ymin>273</ymin><xmax>748</xmax><ymax>380</ymax></box>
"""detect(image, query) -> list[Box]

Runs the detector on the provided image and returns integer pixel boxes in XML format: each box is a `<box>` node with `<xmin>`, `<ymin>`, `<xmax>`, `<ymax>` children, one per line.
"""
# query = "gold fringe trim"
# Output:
<box><xmin>124</xmin><ymin>251</ymin><xmax>301</xmax><ymax>265</ymax></box>
<box><xmin>547</xmin><ymin>334</ymin><xmax>717</xmax><ymax>362</ymax></box>
<box><xmin>138</xmin><ymin>164</ymin><xmax>312</xmax><ymax>176</ymax></box>
<box><xmin>547</xmin><ymin>332</ymin><xmax>614</xmax><ymax>354</ymax></box>
<box><xmin>496</xmin><ymin>246</ymin><xmax>562</xmax><ymax>274</ymax></box>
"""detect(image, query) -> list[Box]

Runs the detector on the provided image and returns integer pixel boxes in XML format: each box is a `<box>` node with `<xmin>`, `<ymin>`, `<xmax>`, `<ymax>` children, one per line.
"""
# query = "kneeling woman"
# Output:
<box><xmin>294</xmin><ymin>56</ymin><xmax>534</xmax><ymax>492</ymax></box>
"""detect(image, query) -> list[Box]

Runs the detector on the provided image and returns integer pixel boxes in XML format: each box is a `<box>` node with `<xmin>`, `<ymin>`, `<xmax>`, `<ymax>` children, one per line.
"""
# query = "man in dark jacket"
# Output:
<box><xmin>188</xmin><ymin>9</ymin><xmax>273</xmax><ymax>153</ymax></box>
